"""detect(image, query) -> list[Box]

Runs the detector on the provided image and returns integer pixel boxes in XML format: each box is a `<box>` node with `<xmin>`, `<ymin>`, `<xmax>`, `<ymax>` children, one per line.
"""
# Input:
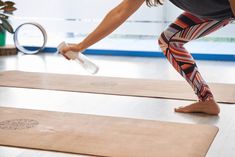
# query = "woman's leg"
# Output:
<box><xmin>158</xmin><ymin>12</ymin><xmax>231</xmax><ymax>114</ymax></box>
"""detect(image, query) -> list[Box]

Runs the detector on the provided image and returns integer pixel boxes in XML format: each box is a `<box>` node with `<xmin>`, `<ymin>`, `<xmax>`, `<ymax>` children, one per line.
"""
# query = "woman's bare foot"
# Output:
<box><xmin>175</xmin><ymin>99</ymin><xmax>220</xmax><ymax>115</ymax></box>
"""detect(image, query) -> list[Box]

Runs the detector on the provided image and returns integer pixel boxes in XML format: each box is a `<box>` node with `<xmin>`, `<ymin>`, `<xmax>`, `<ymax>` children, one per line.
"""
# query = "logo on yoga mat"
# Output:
<box><xmin>0</xmin><ymin>119</ymin><xmax>39</xmax><ymax>130</ymax></box>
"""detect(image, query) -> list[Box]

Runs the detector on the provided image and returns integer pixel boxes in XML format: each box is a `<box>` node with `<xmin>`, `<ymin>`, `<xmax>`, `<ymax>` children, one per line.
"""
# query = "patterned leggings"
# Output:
<box><xmin>158</xmin><ymin>12</ymin><xmax>232</xmax><ymax>101</ymax></box>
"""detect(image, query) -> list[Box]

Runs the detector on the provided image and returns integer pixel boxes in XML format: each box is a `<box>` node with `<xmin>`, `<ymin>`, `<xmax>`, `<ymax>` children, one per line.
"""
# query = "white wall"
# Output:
<box><xmin>12</xmin><ymin>0</ymin><xmax>163</xmax><ymax>36</ymax></box>
<box><xmin>11</xmin><ymin>0</ymin><xmax>235</xmax><ymax>38</ymax></box>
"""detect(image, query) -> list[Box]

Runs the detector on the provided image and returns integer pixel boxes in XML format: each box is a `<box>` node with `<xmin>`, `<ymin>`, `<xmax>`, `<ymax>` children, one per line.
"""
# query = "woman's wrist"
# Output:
<box><xmin>76</xmin><ymin>42</ymin><xmax>86</xmax><ymax>52</ymax></box>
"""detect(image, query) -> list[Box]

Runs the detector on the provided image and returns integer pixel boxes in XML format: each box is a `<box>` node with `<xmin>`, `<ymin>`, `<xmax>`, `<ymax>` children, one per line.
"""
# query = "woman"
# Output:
<box><xmin>61</xmin><ymin>0</ymin><xmax>235</xmax><ymax>115</ymax></box>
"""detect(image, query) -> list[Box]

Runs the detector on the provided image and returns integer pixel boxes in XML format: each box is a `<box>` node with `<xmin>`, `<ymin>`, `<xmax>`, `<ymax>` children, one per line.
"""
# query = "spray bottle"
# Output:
<box><xmin>58</xmin><ymin>42</ymin><xmax>99</xmax><ymax>74</ymax></box>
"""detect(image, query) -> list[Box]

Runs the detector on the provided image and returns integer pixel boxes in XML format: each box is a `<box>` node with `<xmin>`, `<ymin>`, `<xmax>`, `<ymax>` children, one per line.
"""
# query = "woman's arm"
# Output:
<box><xmin>61</xmin><ymin>0</ymin><xmax>145</xmax><ymax>55</ymax></box>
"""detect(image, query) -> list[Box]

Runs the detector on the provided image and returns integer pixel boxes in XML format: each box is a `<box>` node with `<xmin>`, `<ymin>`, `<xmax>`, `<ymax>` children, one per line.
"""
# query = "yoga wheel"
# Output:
<box><xmin>14</xmin><ymin>22</ymin><xmax>47</xmax><ymax>54</ymax></box>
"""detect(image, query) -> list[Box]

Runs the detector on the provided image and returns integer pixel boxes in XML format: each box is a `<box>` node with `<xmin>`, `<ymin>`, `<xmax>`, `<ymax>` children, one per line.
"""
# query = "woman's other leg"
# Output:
<box><xmin>158</xmin><ymin>12</ymin><xmax>231</xmax><ymax>114</ymax></box>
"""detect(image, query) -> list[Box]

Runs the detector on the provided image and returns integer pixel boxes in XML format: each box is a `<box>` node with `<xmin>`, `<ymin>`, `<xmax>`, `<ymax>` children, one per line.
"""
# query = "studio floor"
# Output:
<box><xmin>0</xmin><ymin>52</ymin><xmax>235</xmax><ymax>157</ymax></box>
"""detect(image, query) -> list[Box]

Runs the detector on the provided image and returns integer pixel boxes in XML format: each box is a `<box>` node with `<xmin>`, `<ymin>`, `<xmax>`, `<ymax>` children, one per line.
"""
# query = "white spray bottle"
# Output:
<box><xmin>57</xmin><ymin>42</ymin><xmax>99</xmax><ymax>74</ymax></box>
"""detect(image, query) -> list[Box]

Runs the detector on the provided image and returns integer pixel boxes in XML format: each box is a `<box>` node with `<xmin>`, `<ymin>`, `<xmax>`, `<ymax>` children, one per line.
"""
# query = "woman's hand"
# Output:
<box><xmin>60</xmin><ymin>43</ymin><xmax>84</xmax><ymax>60</ymax></box>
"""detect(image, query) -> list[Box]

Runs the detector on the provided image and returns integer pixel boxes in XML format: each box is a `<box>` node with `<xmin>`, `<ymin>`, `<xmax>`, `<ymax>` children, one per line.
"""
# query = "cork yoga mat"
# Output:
<box><xmin>0</xmin><ymin>70</ymin><xmax>234</xmax><ymax>103</ymax></box>
<box><xmin>0</xmin><ymin>107</ymin><xmax>218</xmax><ymax>157</ymax></box>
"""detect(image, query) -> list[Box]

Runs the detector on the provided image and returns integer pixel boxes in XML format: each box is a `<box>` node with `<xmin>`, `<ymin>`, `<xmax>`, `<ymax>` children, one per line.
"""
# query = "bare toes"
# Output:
<box><xmin>174</xmin><ymin>107</ymin><xmax>189</xmax><ymax>113</ymax></box>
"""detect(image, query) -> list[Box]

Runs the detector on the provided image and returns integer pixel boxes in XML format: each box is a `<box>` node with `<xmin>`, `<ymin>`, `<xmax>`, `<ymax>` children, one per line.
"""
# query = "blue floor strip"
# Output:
<box><xmin>23</xmin><ymin>46</ymin><xmax>235</xmax><ymax>61</ymax></box>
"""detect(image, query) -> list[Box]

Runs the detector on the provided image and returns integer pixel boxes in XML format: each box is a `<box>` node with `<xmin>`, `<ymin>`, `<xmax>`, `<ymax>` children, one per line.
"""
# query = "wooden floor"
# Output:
<box><xmin>0</xmin><ymin>53</ymin><xmax>235</xmax><ymax>157</ymax></box>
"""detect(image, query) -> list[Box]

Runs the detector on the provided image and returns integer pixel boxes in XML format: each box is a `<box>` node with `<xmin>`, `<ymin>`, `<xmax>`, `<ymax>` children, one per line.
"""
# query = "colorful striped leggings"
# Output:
<box><xmin>158</xmin><ymin>12</ymin><xmax>232</xmax><ymax>101</ymax></box>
